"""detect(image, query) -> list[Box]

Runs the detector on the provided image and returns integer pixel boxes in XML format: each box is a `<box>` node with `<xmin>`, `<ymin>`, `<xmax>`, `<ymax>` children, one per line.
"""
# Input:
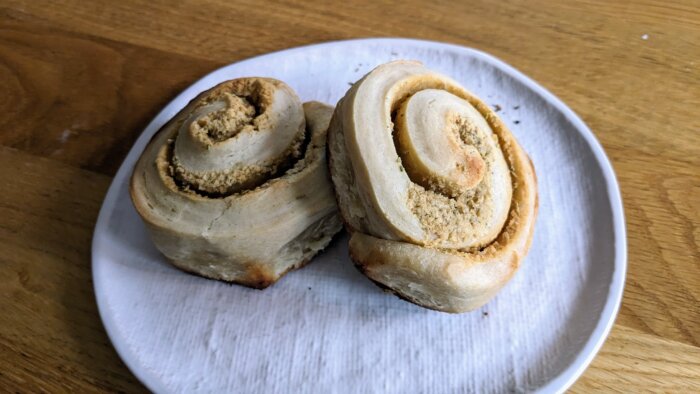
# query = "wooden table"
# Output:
<box><xmin>1</xmin><ymin>1</ymin><xmax>698</xmax><ymax>392</ymax></box>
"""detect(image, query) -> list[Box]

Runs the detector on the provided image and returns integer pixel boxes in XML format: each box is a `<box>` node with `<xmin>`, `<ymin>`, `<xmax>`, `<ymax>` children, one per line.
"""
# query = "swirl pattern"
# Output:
<box><xmin>170</xmin><ymin>78</ymin><xmax>306</xmax><ymax>196</ymax></box>
<box><xmin>131</xmin><ymin>78</ymin><xmax>341</xmax><ymax>288</ymax></box>
<box><xmin>328</xmin><ymin>61</ymin><xmax>537</xmax><ymax>312</ymax></box>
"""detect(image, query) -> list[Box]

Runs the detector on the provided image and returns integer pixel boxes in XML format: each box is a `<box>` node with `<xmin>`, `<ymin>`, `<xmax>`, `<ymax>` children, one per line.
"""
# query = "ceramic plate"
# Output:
<box><xmin>92</xmin><ymin>38</ymin><xmax>626</xmax><ymax>393</ymax></box>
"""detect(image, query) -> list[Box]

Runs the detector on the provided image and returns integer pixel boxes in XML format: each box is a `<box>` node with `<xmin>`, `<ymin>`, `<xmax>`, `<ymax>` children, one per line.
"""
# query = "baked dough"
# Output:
<box><xmin>130</xmin><ymin>78</ymin><xmax>342</xmax><ymax>289</ymax></box>
<box><xmin>328</xmin><ymin>61</ymin><xmax>538</xmax><ymax>312</ymax></box>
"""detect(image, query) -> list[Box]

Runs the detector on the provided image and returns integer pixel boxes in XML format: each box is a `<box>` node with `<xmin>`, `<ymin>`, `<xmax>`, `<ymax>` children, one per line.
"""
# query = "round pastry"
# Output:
<box><xmin>130</xmin><ymin>78</ymin><xmax>342</xmax><ymax>289</ymax></box>
<box><xmin>328</xmin><ymin>61</ymin><xmax>538</xmax><ymax>313</ymax></box>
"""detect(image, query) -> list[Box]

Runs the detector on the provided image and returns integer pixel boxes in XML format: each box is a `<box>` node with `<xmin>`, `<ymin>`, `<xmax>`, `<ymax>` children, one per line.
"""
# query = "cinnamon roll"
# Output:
<box><xmin>328</xmin><ymin>61</ymin><xmax>538</xmax><ymax>312</ymax></box>
<box><xmin>130</xmin><ymin>78</ymin><xmax>342</xmax><ymax>289</ymax></box>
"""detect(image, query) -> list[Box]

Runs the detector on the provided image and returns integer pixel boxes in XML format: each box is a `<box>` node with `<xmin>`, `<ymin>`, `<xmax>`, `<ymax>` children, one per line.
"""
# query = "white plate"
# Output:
<box><xmin>92</xmin><ymin>38</ymin><xmax>626</xmax><ymax>394</ymax></box>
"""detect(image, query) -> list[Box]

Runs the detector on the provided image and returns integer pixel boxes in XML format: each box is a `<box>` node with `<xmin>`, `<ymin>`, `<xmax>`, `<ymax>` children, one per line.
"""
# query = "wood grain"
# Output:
<box><xmin>0</xmin><ymin>146</ymin><xmax>146</xmax><ymax>392</ymax></box>
<box><xmin>571</xmin><ymin>325</ymin><xmax>700</xmax><ymax>393</ymax></box>
<box><xmin>0</xmin><ymin>0</ymin><xmax>698</xmax><ymax>392</ymax></box>
<box><xmin>0</xmin><ymin>9</ymin><xmax>218</xmax><ymax>175</ymax></box>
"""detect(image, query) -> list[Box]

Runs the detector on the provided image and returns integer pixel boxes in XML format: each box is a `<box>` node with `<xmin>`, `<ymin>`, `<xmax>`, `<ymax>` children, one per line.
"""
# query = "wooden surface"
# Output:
<box><xmin>0</xmin><ymin>0</ymin><xmax>697</xmax><ymax>392</ymax></box>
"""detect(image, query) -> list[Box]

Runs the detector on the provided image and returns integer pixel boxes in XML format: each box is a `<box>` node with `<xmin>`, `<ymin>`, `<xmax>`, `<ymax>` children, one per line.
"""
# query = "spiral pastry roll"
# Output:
<box><xmin>130</xmin><ymin>78</ymin><xmax>342</xmax><ymax>288</ymax></box>
<box><xmin>328</xmin><ymin>61</ymin><xmax>537</xmax><ymax>312</ymax></box>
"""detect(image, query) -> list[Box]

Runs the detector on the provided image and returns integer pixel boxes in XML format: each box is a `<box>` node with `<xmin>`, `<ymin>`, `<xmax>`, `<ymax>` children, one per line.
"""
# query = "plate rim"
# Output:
<box><xmin>91</xmin><ymin>37</ymin><xmax>627</xmax><ymax>394</ymax></box>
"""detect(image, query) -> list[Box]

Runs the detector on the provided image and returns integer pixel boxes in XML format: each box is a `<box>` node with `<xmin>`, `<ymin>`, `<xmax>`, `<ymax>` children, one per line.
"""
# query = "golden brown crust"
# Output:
<box><xmin>170</xmin><ymin>250</ymin><xmax>320</xmax><ymax>290</ymax></box>
<box><xmin>348</xmin><ymin>241</ymin><xmax>453</xmax><ymax>313</ymax></box>
<box><xmin>328</xmin><ymin>61</ymin><xmax>538</xmax><ymax>313</ymax></box>
<box><xmin>130</xmin><ymin>79</ymin><xmax>342</xmax><ymax>288</ymax></box>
